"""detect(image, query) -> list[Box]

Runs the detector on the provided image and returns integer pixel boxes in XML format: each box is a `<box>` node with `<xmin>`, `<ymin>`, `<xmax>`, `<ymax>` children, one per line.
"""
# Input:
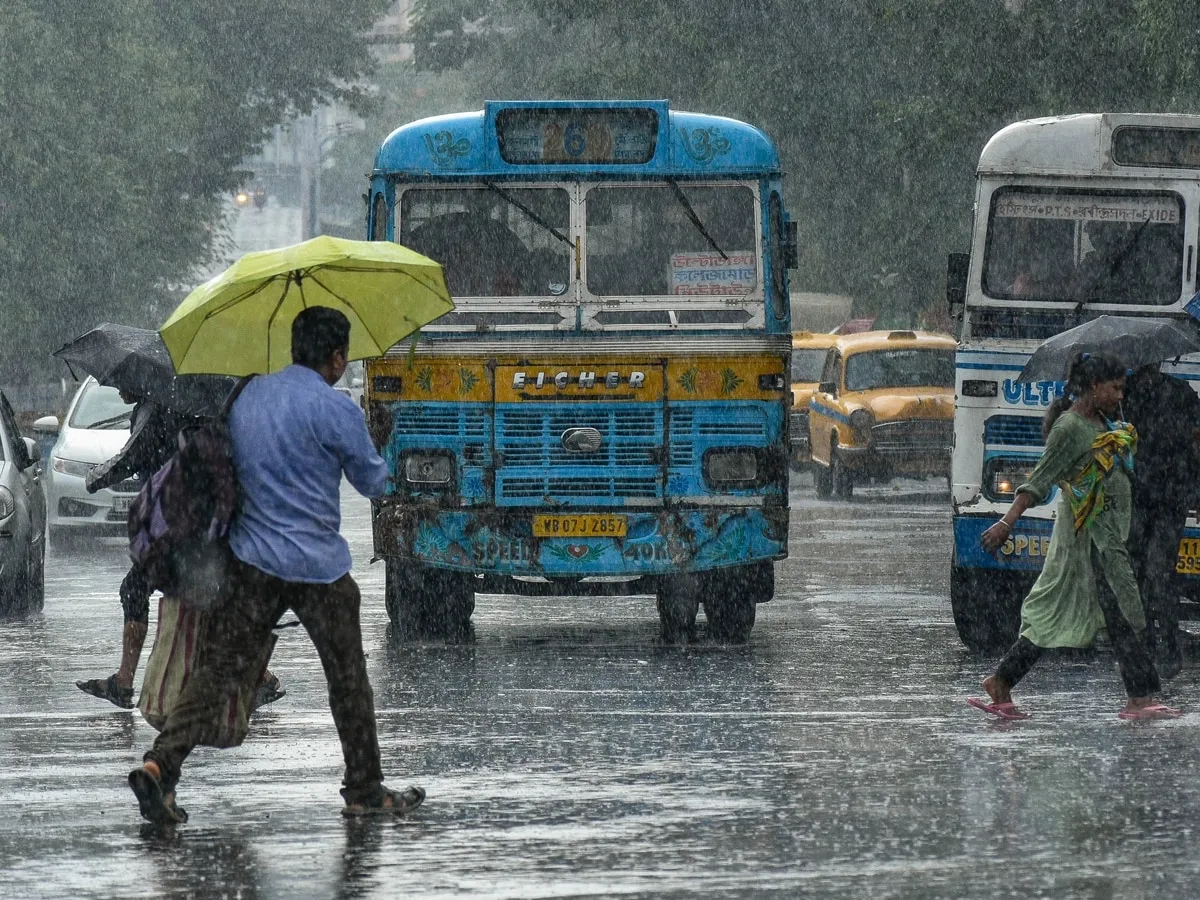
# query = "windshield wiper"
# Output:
<box><xmin>89</xmin><ymin>411</ymin><xmax>133</xmax><ymax>429</ymax></box>
<box><xmin>1075</xmin><ymin>217</ymin><xmax>1153</xmax><ymax>310</ymax></box>
<box><xmin>668</xmin><ymin>179</ymin><xmax>728</xmax><ymax>261</ymax></box>
<box><xmin>482</xmin><ymin>181</ymin><xmax>572</xmax><ymax>247</ymax></box>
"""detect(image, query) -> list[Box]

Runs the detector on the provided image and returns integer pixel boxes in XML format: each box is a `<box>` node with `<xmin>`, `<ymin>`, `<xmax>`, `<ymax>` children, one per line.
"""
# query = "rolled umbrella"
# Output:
<box><xmin>52</xmin><ymin>324</ymin><xmax>237</xmax><ymax>416</ymax></box>
<box><xmin>160</xmin><ymin>235</ymin><xmax>455</xmax><ymax>376</ymax></box>
<box><xmin>1016</xmin><ymin>315</ymin><xmax>1200</xmax><ymax>383</ymax></box>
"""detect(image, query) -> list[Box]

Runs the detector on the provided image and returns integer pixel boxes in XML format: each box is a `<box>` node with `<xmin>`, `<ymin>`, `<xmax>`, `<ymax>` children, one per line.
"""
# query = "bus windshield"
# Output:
<box><xmin>399</xmin><ymin>186</ymin><xmax>573</xmax><ymax>298</ymax></box>
<box><xmin>982</xmin><ymin>188</ymin><xmax>1184</xmax><ymax>306</ymax></box>
<box><xmin>586</xmin><ymin>184</ymin><xmax>757</xmax><ymax>297</ymax></box>
<box><xmin>844</xmin><ymin>349</ymin><xmax>955</xmax><ymax>392</ymax></box>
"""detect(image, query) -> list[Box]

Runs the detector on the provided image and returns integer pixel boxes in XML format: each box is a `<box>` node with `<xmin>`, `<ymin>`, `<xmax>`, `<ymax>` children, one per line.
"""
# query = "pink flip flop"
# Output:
<box><xmin>1117</xmin><ymin>703</ymin><xmax>1182</xmax><ymax>721</ymax></box>
<box><xmin>967</xmin><ymin>697</ymin><xmax>1031</xmax><ymax>720</ymax></box>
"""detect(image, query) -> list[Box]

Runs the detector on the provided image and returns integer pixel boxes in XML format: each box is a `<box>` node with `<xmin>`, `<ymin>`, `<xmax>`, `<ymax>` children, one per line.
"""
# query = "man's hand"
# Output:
<box><xmin>368</xmin><ymin>403</ymin><xmax>393</xmax><ymax>452</ymax></box>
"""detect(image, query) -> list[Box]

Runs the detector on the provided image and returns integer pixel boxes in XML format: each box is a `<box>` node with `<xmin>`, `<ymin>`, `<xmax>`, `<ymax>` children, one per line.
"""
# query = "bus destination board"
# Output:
<box><xmin>496</xmin><ymin>108</ymin><xmax>658</xmax><ymax>165</ymax></box>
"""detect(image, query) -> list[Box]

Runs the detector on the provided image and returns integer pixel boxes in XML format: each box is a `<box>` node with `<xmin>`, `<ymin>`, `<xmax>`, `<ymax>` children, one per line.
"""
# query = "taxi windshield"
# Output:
<box><xmin>844</xmin><ymin>349</ymin><xmax>955</xmax><ymax>392</ymax></box>
<box><xmin>790</xmin><ymin>348</ymin><xmax>827</xmax><ymax>382</ymax></box>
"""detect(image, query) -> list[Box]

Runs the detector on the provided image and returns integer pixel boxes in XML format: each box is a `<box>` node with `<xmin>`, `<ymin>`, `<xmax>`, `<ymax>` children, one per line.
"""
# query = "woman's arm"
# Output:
<box><xmin>981</xmin><ymin>491</ymin><xmax>1038</xmax><ymax>551</ymax></box>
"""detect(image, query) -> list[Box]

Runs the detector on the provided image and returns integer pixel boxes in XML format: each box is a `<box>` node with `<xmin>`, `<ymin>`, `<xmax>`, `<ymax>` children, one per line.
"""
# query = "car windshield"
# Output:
<box><xmin>790</xmin><ymin>348</ymin><xmax>828</xmax><ymax>382</ymax></box>
<box><xmin>586</xmin><ymin>184</ymin><xmax>758</xmax><ymax>297</ymax></box>
<box><xmin>844</xmin><ymin>349</ymin><xmax>956</xmax><ymax>392</ymax></box>
<box><xmin>983</xmin><ymin>188</ymin><xmax>1184</xmax><ymax>305</ymax></box>
<box><xmin>69</xmin><ymin>382</ymin><xmax>134</xmax><ymax>429</ymax></box>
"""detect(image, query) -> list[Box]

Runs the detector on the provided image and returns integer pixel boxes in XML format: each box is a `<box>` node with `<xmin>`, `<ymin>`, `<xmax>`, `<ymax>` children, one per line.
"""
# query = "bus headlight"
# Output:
<box><xmin>403</xmin><ymin>452</ymin><xmax>454</xmax><ymax>488</ymax></box>
<box><xmin>849</xmin><ymin>409</ymin><xmax>874</xmax><ymax>444</ymax></box>
<box><xmin>704</xmin><ymin>449</ymin><xmax>759</xmax><ymax>489</ymax></box>
<box><xmin>985</xmin><ymin>460</ymin><xmax>1036</xmax><ymax>501</ymax></box>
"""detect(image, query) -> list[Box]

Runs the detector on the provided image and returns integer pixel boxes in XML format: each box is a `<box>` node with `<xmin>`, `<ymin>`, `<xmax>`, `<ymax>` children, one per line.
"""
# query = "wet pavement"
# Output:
<box><xmin>3</xmin><ymin>476</ymin><xmax>1200</xmax><ymax>898</ymax></box>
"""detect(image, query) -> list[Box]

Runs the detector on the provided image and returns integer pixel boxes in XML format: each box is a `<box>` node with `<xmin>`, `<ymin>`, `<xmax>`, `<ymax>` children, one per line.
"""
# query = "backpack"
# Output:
<box><xmin>127</xmin><ymin>377</ymin><xmax>252</xmax><ymax>609</ymax></box>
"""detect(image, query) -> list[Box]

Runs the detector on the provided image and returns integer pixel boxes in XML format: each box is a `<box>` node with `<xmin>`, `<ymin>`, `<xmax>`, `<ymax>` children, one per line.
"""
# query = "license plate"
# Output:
<box><xmin>1176</xmin><ymin>538</ymin><xmax>1200</xmax><ymax>574</ymax></box>
<box><xmin>533</xmin><ymin>514</ymin><xmax>627</xmax><ymax>538</ymax></box>
<box><xmin>112</xmin><ymin>496</ymin><xmax>132</xmax><ymax>515</ymax></box>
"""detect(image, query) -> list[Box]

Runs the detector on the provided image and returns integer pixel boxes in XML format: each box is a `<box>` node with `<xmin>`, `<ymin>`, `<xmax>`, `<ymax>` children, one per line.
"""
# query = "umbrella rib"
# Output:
<box><xmin>265</xmin><ymin>272</ymin><xmax>296</xmax><ymax>370</ymax></box>
<box><xmin>306</xmin><ymin>273</ymin><xmax>389</xmax><ymax>351</ymax></box>
<box><xmin>317</xmin><ymin>264</ymin><xmax>452</xmax><ymax>301</ymax></box>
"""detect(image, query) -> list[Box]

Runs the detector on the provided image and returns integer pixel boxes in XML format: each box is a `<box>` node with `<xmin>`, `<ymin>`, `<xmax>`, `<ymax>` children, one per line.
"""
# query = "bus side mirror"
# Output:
<box><xmin>782</xmin><ymin>220</ymin><xmax>799</xmax><ymax>269</ymax></box>
<box><xmin>946</xmin><ymin>252</ymin><xmax>969</xmax><ymax>314</ymax></box>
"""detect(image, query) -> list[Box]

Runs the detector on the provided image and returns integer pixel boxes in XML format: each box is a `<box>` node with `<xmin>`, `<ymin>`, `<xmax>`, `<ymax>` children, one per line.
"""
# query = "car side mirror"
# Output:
<box><xmin>32</xmin><ymin>415</ymin><xmax>60</xmax><ymax>435</ymax></box>
<box><xmin>946</xmin><ymin>252</ymin><xmax>969</xmax><ymax>314</ymax></box>
<box><xmin>21</xmin><ymin>437</ymin><xmax>38</xmax><ymax>469</ymax></box>
<box><xmin>818</xmin><ymin>381</ymin><xmax>837</xmax><ymax>397</ymax></box>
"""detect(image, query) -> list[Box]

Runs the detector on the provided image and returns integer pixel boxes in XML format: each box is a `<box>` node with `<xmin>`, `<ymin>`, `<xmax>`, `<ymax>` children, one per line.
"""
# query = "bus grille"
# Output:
<box><xmin>870</xmin><ymin>419</ymin><xmax>952</xmax><ymax>452</ymax></box>
<box><xmin>668</xmin><ymin>407</ymin><xmax>767</xmax><ymax>467</ymax></box>
<box><xmin>496</xmin><ymin>406</ymin><xmax>661</xmax><ymax>505</ymax></box>
<box><xmin>983</xmin><ymin>415</ymin><xmax>1043</xmax><ymax>447</ymax></box>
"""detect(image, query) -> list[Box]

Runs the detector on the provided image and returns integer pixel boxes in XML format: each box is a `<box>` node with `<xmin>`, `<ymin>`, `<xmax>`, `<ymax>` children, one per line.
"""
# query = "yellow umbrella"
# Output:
<box><xmin>161</xmin><ymin>235</ymin><xmax>455</xmax><ymax>375</ymax></box>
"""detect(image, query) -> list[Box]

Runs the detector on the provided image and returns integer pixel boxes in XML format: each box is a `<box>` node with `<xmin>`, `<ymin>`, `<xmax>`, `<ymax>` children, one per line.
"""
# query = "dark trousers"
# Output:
<box><xmin>1128</xmin><ymin>499</ymin><xmax>1188</xmax><ymax>641</ymax></box>
<box><xmin>996</xmin><ymin>545</ymin><xmax>1160</xmax><ymax>698</ymax></box>
<box><xmin>146</xmin><ymin>558</ymin><xmax>384</xmax><ymax>804</ymax></box>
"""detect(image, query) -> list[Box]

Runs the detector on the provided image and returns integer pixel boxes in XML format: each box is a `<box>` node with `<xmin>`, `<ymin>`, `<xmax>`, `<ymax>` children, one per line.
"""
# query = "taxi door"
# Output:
<box><xmin>808</xmin><ymin>348</ymin><xmax>841</xmax><ymax>468</ymax></box>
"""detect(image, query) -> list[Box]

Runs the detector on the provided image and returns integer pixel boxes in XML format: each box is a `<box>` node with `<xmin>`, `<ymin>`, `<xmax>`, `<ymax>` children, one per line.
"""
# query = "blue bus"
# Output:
<box><xmin>364</xmin><ymin>100</ymin><xmax>796</xmax><ymax>642</ymax></box>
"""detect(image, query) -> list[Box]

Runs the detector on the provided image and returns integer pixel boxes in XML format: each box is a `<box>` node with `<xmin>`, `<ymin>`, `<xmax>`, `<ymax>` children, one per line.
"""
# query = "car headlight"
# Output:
<box><xmin>0</xmin><ymin>486</ymin><xmax>14</xmax><ymax>521</ymax></box>
<box><xmin>704</xmin><ymin>449</ymin><xmax>759</xmax><ymax>488</ymax></box>
<box><xmin>987</xmin><ymin>461</ymin><xmax>1037</xmax><ymax>500</ymax></box>
<box><xmin>848</xmin><ymin>409</ymin><xmax>874</xmax><ymax>444</ymax></box>
<box><xmin>52</xmin><ymin>457</ymin><xmax>94</xmax><ymax>478</ymax></box>
<box><xmin>403</xmin><ymin>452</ymin><xmax>454</xmax><ymax>488</ymax></box>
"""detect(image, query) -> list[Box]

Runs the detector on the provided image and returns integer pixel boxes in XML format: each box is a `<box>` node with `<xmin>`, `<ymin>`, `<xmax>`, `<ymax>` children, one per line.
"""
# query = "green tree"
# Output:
<box><xmin>0</xmin><ymin>0</ymin><xmax>388</xmax><ymax>386</ymax></box>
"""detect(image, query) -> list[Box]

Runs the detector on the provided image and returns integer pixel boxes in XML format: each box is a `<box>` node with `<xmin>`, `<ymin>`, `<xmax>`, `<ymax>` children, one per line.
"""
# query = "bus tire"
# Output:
<box><xmin>831</xmin><ymin>447</ymin><xmax>853</xmax><ymax>499</ymax></box>
<box><xmin>813</xmin><ymin>461</ymin><xmax>833</xmax><ymax>498</ymax></box>
<box><xmin>950</xmin><ymin>564</ymin><xmax>1021</xmax><ymax>652</ymax></box>
<box><xmin>656</xmin><ymin>574</ymin><xmax>700</xmax><ymax>644</ymax></box>
<box><xmin>386</xmin><ymin>559</ymin><xmax>475</xmax><ymax>640</ymax></box>
<box><xmin>703</xmin><ymin>569</ymin><xmax>756</xmax><ymax>643</ymax></box>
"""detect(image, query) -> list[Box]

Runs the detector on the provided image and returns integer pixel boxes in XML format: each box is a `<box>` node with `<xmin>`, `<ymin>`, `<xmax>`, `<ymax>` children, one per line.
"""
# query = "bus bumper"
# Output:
<box><xmin>952</xmin><ymin>514</ymin><xmax>1052</xmax><ymax>572</ymax></box>
<box><xmin>373</xmin><ymin>504</ymin><xmax>789</xmax><ymax>577</ymax></box>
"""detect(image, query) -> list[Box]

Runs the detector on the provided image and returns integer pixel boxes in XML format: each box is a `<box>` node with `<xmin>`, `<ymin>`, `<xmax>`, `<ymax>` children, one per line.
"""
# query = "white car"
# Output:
<box><xmin>34</xmin><ymin>379</ymin><xmax>137</xmax><ymax>551</ymax></box>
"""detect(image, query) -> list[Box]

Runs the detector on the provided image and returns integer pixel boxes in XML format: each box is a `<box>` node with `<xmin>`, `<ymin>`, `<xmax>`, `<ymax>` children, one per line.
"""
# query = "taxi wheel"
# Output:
<box><xmin>950</xmin><ymin>565</ymin><xmax>1021</xmax><ymax>651</ymax></box>
<box><xmin>831</xmin><ymin>448</ymin><xmax>854</xmax><ymax>500</ymax></box>
<box><xmin>656</xmin><ymin>574</ymin><xmax>700</xmax><ymax>644</ymax></box>
<box><xmin>813</xmin><ymin>461</ymin><xmax>833</xmax><ymax>498</ymax></box>
<box><xmin>386</xmin><ymin>559</ymin><xmax>475</xmax><ymax>640</ymax></box>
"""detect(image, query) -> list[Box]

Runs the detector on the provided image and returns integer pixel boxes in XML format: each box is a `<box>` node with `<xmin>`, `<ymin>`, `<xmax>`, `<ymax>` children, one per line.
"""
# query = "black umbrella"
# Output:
<box><xmin>52</xmin><ymin>324</ymin><xmax>237</xmax><ymax>416</ymax></box>
<box><xmin>1016</xmin><ymin>315</ymin><xmax>1200</xmax><ymax>383</ymax></box>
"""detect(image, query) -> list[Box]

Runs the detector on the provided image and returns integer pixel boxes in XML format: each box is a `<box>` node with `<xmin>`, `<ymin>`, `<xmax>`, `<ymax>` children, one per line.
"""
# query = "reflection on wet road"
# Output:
<box><xmin>2</xmin><ymin>476</ymin><xmax>1199</xmax><ymax>897</ymax></box>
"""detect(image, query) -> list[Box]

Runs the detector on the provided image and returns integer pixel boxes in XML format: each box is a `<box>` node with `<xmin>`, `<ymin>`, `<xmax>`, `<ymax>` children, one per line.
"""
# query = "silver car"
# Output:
<box><xmin>35</xmin><ymin>378</ymin><xmax>137</xmax><ymax>551</ymax></box>
<box><xmin>0</xmin><ymin>390</ymin><xmax>46</xmax><ymax>614</ymax></box>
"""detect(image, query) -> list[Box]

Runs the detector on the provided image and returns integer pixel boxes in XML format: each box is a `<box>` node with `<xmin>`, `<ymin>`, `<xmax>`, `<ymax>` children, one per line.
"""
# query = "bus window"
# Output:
<box><xmin>983</xmin><ymin>187</ymin><xmax>1184</xmax><ymax>305</ymax></box>
<box><xmin>768</xmin><ymin>192</ymin><xmax>787</xmax><ymax>321</ymax></box>
<box><xmin>399</xmin><ymin>186</ymin><xmax>571</xmax><ymax>298</ymax></box>
<box><xmin>585</xmin><ymin>184</ymin><xmax>757</xmax><ymax>297</ymax></box>
<box><xmin>371</xmin><ymin>194</ymin><xmax>388</xmax><ymax>241</ymax></box>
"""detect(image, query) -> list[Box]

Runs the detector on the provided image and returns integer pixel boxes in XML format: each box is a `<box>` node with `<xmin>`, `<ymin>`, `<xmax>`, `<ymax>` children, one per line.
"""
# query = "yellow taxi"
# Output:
<box><xmin>788</xmin><ymin>331</ymin><xmax>839</xmax><ymax>469</ymax></box>
<box><xmin>808</xmin><ymin>330</ymin><xmax>956</xmax><ymax>499</ymax></box>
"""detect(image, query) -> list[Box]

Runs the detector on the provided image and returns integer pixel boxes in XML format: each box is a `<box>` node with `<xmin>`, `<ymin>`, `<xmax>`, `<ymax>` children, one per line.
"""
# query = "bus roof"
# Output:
<box><xmin>978</xmin><ymin>112</ymin><xmax>1200</xmax><ymax>177</ymax></box>
<box><xmin>373</xmin><ymin>100</ymin><xmax>781</xmax><ymax>179</ymax></box>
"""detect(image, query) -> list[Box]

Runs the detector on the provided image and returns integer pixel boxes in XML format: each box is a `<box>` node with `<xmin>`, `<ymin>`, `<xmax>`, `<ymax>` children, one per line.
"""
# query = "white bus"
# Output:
<box><xmin>947</xmin><ymin>113</ymin><xmax>1200</xmax><ymax>650</ymax></box>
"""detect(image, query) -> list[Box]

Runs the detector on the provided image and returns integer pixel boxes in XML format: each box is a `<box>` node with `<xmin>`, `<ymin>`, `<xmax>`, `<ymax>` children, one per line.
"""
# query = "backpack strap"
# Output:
<box><xmin>222</xmin><ymin>374</ymin><xmax>256</xmax><ymax>419</ymax></box>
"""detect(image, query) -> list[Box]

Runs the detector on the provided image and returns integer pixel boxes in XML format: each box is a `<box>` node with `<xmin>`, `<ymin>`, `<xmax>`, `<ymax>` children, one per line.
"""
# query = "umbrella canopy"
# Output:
<box><xmin>52</xmin><ymin>324</ymin><xmax>238</xmax><ymax>416</ymax></box>
<box><xmin>161</xmin><ymin>235</ymin><xmax>455</xmax><ymax>376</ymax></box>
<box><xmin>1016</xmin><ymin>315</ymin><xmax>1200</xmax><ymax>383</ymax></box>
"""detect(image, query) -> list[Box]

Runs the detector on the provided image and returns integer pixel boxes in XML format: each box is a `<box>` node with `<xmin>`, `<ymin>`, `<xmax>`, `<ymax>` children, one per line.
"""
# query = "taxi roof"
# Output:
<box><xmin>791</xmin><ymin>331</ymin><xmax>839</xmax><ymax>349</ymax></box>
<box><xmin>833</xmin><ymin>330</ymin><xmax>957</xmax><ymax>355</ymax></box>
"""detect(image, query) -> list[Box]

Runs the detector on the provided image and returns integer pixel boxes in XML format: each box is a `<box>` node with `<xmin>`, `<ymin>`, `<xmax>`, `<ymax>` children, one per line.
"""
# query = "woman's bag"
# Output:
<box><xmin>138</xmin><ymin>596</ymin><xmax>276</xmax><ymax>748</ymax></box>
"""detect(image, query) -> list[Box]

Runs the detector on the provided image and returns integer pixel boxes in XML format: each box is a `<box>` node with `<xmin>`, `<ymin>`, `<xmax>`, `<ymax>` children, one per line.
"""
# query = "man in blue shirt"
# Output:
<box><xmin>128</xmin><ymin>306</ymin><xmax>424</xmax><ymax>823</ymax></box>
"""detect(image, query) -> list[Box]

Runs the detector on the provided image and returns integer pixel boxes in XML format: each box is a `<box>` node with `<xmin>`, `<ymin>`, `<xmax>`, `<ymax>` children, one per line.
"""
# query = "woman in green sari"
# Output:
<box><xmin>969</xmin><ymin>352</ymin><xmax>1180</xmax><ymax>721</ymax></box>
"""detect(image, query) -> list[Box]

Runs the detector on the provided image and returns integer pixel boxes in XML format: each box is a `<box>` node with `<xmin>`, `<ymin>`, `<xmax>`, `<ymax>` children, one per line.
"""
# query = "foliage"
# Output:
<box><xmin>0</xmin><ymin>0</ymin><xmax>388</xmax><ymax>386</ymax></box>
<box><xmin>399</xmin><ymin>0</ymin><xmax>1200</xmax><ymax>326</ymax></box>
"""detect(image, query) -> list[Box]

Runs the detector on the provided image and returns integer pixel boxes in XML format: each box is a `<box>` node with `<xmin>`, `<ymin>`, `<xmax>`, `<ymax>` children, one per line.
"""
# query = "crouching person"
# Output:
<box><xmin>127</xmin><ymin>306</ymin><xmax>424</xmax><ymax>824</ymax></box>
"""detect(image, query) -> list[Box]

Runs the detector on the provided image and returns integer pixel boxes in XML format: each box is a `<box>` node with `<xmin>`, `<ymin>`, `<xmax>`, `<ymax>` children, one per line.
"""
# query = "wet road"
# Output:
<box><xmin>3</xmin><ymin>477</ymin><xmax>1200</xmax><ymax>898</ymax></box>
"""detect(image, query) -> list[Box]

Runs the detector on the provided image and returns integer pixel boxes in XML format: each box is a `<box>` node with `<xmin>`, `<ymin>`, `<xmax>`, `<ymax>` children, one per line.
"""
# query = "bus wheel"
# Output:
<box><xmin>813</xmin><ymin>461</ymin><xmax>833</xmax><ymax>498</ymax></box>
<box><xmin>656</xmin><ymin>574</ymin><xmax>699</xmax><ymax>644</ymax></box>
<box><xmin>386</xmin><ymin>559</ymin><xmax>475</xmax><ymax>640</ymax></box>
<box><xmin>950</xmin><ymin>565</ymin><xmax>1020</xmax><ymax>651</ymax></box>
<box><xmin>703</xmin><ymin>569</ymin><xmax>757</xmax><ymax>643</ymax></box>
<box><xmin>831</xmin><ymin>447</ymin><xmax>854</xmax><ymax>499</ymax></box>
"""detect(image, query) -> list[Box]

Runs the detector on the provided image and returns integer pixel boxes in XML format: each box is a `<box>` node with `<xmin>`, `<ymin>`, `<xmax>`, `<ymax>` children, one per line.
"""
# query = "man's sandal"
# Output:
<box><xmin>128</xmin><ymin>764</ymin><xmax>189</xmax><ymax>825</ymax></box>
<box><xmin>341</xmin><ymin>785</ymin><xmax>425</xmax><ymax>818</ymax></box>
<box><xmin>76</xmin><ymin>675</ymin><xmax>134</xmax><ymax>710</ymax></box>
